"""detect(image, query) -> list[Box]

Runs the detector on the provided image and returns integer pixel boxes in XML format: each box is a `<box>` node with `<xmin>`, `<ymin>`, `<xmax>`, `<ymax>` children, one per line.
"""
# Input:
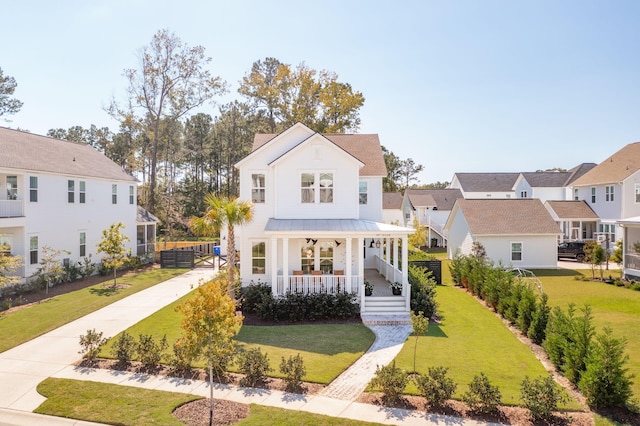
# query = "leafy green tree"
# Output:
<box><xmin>35</xmin><ymin>246</ymin><xmax>70</xmax><ymax>294</ymax></box>
<box><xmin>399</xmin><ymin>158</ymin><xmax>424</xmax><ymax>190</ymax></box>
<box><xmin>111</xmin><ymin>28</ymin><xmax>227</xmax><ymax>213</ymax></box>
<box><xmin>610</xmin><ymin>240</ymin><xmax>623</xmax><ymax>276</ymax></box>
<box><xmin>584</xmin><ymin>240</ymin><xmax>605</xmax><ymax>280</ymax></box>
<box><xmin>175</xmin><ymin>276</ymin><xmax>243</xmax><ymax>425</ymax></box>
<box><xmin>0</xmin><ymin>67</ymin><xmax>23</xmax><ymax>117</ymax></box>
<box><xmin>408</xmin><ymin>217</ymin><xmax>426</xmax><ymax>248</ymax></box>
<box><xmin>410</xmin><ymin>311</ymin><xmax>429</xmax><ymax>373</ymax></box>
<box><xmin>527</xmin><ymin>292</ymin><xmax>550</xmax><ymax>344</ymax></box>
<box><xmin>579</xmin><ymin>327</ymin><xmax>633</xmax><ymax>409</ymax></box>
<box><xmin>238</xmin><ymin>57</ymin><xmax>285</xmax><ymax>133</ymax></box>
<box><xmin>0</xmin><ymin>238</ymin><xmax>22</xmax><ymax>289</ymax></box>
<box><xmin>190</xmin><ymin>194</ymin><xmax>253</xmax><ymax>291</ymax></box>
<box><xmin>96</xmin><ymin>222</ymin><xmax>131</xmax><ymax>288</ymax></box>
<box><xmin>382</xmin><ymin>146</ymin><xmax>402</xmax><ymax>192</ymax></box>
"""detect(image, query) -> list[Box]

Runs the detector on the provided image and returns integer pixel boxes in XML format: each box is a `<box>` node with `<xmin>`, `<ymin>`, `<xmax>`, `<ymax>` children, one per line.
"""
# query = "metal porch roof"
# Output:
<box><xmin>264</xmin><ymin>218</ymin><xmax>413</xmax><ymax>236</ymax></box>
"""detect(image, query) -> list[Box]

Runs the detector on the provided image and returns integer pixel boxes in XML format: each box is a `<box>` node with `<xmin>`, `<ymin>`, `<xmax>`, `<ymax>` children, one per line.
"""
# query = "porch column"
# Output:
<box><xmin>271</xmin><ymin>237</ymin><xmax>278</xmax><ymax>297</ymax></box>
<box><xmin>393</xmin><ymin>237</ymin><xmax>399</xmax><ymax>270</ymax></box>
<box><xmin>385</xmin><ymin>237</ymin><xmax>391</xmax><ymax>263</ymax></box>
<box><xmin>402</xmin><ymin>235</ymin><xmax>410</xmax><ymax>312</ymax></box>
<box><xmin>345</xmin><ymin>237</ymin><xmax>353</xmax><ymax>293</ymax></box>
<box><xmin>358</xmin><ymin>236</ymin><xmax>364</xmax><ymax>311</ymax></box>
<box><xmin>282</xmin><ymin>237</ymin><xmax>289</xmax><ymax>296</ymax></box>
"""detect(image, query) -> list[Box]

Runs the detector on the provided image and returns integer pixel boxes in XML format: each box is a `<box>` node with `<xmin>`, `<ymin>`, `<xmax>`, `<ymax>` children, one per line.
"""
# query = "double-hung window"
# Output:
<box><xmin>0</xmin><ymin>236</ymin><xmax>12</xmax><ymax>256</ymax></box>
<box><xmin>591</xmin><ymin>187</ymin><xmax>596</xmax><ymax>203</ymax></box>
<box><xmin>79</xmin><ymin>232</ymin><xmax>86</xmax><ymax>257</ymax></box>
<box><xmin>129</xmin><ymin>185</ymin><xmax>134</xmax><ymax>205</ymax></box>
<box><xmin>605</xmin><ymin>185</ymin><xmax>614</xmax><ymax>202</ymax></box>
<box><xmin>636</xmin><ymin>184</ymin><xmax>640</xmax><ymax>203</ymax></box>
<box><xmin>68</xmin><ymin>180</ymin><xmax>75</xmax><ymax>203</ymax></box>
<box><xmin>112</xmin><ymin>184</ymin><xmax>117</xmax><ymax>204</ymax></box>
<box><xmin>251</xmin><ymin>241</ymin><xmax>266</xmax><ymax>274</ymax></box>
<box><xmin>251</xmin><ymin>174</ymin><xmax>265</xmax><ymax>203</ymax></box>
<box><xmin>319</xmin><ymin>242</ymin><xmax>334</xmax><ymax>273</ymax></box>
<box><xmin>29</xmin><ymin>236</ymin><xmax>38</xmax><ymax>265</ymax></box>
<box><xmin>300</xmin><ymin>172</ymin><xmax>333</xmax><ymax>204</ymax></box>
<box><xmin>574</xmin><ymin>188</ymin><xmax>579</xmax><ymax>201</ymax></box>
<box><xmin>30</xmin><ymin>176</ymin><xmax>38</xmax><ymax>202</ymax></box>
<box><xmin>6</xmin><ymin>176</ymin><xmax>17</xmax><ymax>200</ymax></box>
<box><xmin>79</xmin><ymin>181</ymin><xmax>86</xmax><ymax>204</ymax></box>
<box><xmin>511</xmin><ymin>242</ymin><xmax>522</xmax><ymax>261</ymax></box>
<box><xmin>359</xmin><ymin>181</ymin><xmax>368</xmax><ymax>205</ymax></box>
<box><xmin>520</xmin><ymin>190</ymin><xmax>528</xmax><ymax>198</ymax></box>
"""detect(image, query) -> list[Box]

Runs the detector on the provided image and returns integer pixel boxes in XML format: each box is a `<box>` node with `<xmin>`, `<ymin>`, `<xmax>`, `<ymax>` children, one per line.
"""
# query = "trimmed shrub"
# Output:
<box><xmin>237</xmin><ymin>347</ymin><xmax>272</xmax><ymax>387</ymax></box>
<box><xmin>241</xmin><ymin>282</ymin><xmax>272</xmax><ymax>314</ymax></box>
<box><xmin>527</xmin><ymin>293</ymin><xmax>550</xmax><ymax>344</ymax></box>
<box><xmin>520</xmin><ymin>375</ymin><xmax>567</xmax><ymax>421</ymax></box>
<box><xmin>413</xmin><ymin>366</ymin><xmax>457</xmax><ymax>408</ymax></box>
<box><xmin>136</xmin><ymin>334</ymin><xmax>168</xmax><ymax>367</ymax></box>
<box><xmin>111</xmin><ymin>331</ymin><xmax>135</xmax><ymax>364</ymax></box>
<box><xmin>370</xmin><ymin>361</ymin><xmax>409</xmax><ymax>405</ymax></box>
<box><xmin>170</xmin><ymin>339</ymin><xmax>197</xmax><ymax>371</ymax></box>
<box><xmin>462</xmin><ymin>373</ymin><xmax>501</xmax><ymax>414</ymax></box>
<box><xmin>256</xmin><ymin>291</ymin><xmax>359</xmax><ymax>322</ymax></box>
<box><xmin>78</xmin><ymin>329</ymin><xmax>108</xmax><ymax>361</ymax></box>
<box><xmin>579</xmin><ymin>327</ymin><xmax>633</xmax><ymax>409</ymax></box>
<box><xmin>516</xmin><ymin>284</ymin><xmax>537</xmax><ymax>334</ymax></box>
<box><xmin>279</xmin><ymin>354</ymin><xmax>306</xmax><ymax>392</ymax></box>
<box><xmin>409</xmin><ymin>265</ymin><xmax>438</xmax><ymax>318</ymax></box>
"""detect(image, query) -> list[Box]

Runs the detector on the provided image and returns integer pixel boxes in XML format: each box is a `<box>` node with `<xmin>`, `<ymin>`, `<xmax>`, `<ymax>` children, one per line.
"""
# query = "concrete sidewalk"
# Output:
<box><xmin>0</xmin><ymin>267</ymin><xmax>217</xmax><ymax>414</ymax></box>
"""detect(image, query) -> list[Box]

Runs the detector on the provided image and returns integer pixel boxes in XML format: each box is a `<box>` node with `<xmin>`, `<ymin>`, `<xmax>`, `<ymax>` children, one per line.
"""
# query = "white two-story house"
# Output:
<box><xmin>0</xmin><ymin>127</ymin><xmax>141</xmax><ymax>281</ymax></box>
<box><xmin>234</xmin><ymin>123</ymin><xmax>413</xmax><ymax>313</ymax></box>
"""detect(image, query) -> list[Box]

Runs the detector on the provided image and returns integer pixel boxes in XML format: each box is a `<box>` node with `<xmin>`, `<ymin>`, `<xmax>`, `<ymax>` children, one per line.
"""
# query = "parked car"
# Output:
<box><xmin>558</xmin><ymin>241</ymin><xmax>586</xmax><ymax>262</ymax></box>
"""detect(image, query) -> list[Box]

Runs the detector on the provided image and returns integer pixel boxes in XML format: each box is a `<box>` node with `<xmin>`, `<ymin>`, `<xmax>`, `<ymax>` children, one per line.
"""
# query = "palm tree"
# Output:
<box><xmin>190</xmin><ymin>194</ymin><xmax>253</xmax><ymax>295</ymax></box>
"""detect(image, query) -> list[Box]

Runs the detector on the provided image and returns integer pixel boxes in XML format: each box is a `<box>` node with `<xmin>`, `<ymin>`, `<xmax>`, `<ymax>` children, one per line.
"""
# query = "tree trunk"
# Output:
<box><xmin>148</xmin><ymin>119</ymin><xmax>160</xmax><ymax>213</ymax></box>
<box><xmin>227</xmin><ymin>225</ymin><xmax>236</xmax><ymax>298</ymax></box>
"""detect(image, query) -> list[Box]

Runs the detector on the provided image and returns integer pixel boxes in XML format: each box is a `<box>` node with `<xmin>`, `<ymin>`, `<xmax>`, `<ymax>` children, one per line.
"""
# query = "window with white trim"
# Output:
<box><xmin>359</xmin><ymin>181</ymin><xmax>368</xmax><ymax>205</ymax></box>
<box><xmin>599</xmin><ymin>224</ymin><xmax>616</xmax><ymax>243</ymax></box>
<box><xmin>79</xmin><ymin>232</ymin><xmax>86</xmax><ymax>257</ymax></box>
<box><xmin>0</xmin><ymin>235</ymin><xmax>12</xmax><ymax>256</ymax></box>
<box><xmin>605</xmin><ymin>185</ymin><xmax>614</xmax><ymax>202</ymax></box>
<box><xmin>301</xmin><ymin>244</ymin><xmax>314</xmax><ymax>274</ymax></box>
<box><xmin>300</xmin><ymin>172</ymin><xmax>333</xmax><ymax>203</ymax></box>
<box><xmin>511</xmin><ymin>242</ymin><xmax>522</xmax><ymax>261</ymax></box>
<box><xmin>29</xmin><ymin>236</ymin><xmax>38</xmax><ymax>265</ymax></box>
<box><xmin>68</xmin><ymin>180</ymin><xmax>75</xmax><ymax>203</ymax></box>
<box><xmin>636</xmin><ymin>184</ymin><xmax>640</xmax><ymax>203</ymax></box>
<box><xmin>29</xmin><ymin>176</ymin><xmax>38</xmax><ymax>202</ymax></box>
<box><xmin>591</xmin><ymin>187</ymin><xmax>596</xmax><ymax>203</ymax></box>
<box><xmin>520</xmin><ymin>190</ymin><xmax>527</xmax><ymax>198</ymax></box>
<box><xmin>251</xmin><ymin>241</ymin><xmax>266</xmax><ymax>274</ymax></box>
<box><xmin>129</xmin><ymin>185</ymin><xmax>134</xmax><ymax>205</ymax></box>
<box><xmin>6</xmin><ymin>176</ymin><xmax>17</xmax><ymax>200</ymax></box>
<box><xmin>251</xmin><ymin>174</ymin><xmax>265</xmax><ymax>203</ymax></box>
<box><xmin>574</xmin><ymin>188</ymin><xmax>579</xmax><ymax>201</ymax></box>
<box><xmin>79</xmin><ymin>181</ymin><xmax>86</xmax><ymax>204</ymax></box>
<box><xmin>112</xmin><ymin>184</ymin><xmax>117</xmax><ymax>204</ymax></box>
<box><xmin>319</xmin><ymin>242</ymin><xmax>334</xmax><ymax>273</ymax></box>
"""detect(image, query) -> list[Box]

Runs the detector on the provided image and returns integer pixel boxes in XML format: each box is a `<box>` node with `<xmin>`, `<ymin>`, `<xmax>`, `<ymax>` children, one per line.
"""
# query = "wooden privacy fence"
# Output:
<box><xmin>159</xmin><ymin>242</ymin><xmax>217</xmax><ymax>268</ymax></box>
<box><xmin>409</xmin><ymin>259</ymin><xmax>442</xmax><ymax>284</ymax></box>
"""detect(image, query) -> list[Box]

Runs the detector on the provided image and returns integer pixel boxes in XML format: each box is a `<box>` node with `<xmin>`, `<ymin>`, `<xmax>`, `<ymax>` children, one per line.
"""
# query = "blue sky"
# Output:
<box><xmin>3</xmin><ymin>0</ymin><xmax>640</xmax><ymax>183</ymax></box>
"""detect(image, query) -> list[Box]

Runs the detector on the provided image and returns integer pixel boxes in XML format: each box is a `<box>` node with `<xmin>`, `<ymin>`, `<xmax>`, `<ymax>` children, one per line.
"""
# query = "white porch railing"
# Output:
<box><xmin>374</xmin><ymin>255</ymin><xmax>403</xmax><ymax>283</ymax></box>
<box><xmin>276</xmin><ymin>275</ymin><xmax>362</xmax><ymax>296</ymax></box>
<box><xmin>624</xmin><ymin>254</ymin><xmax>640</xmax><ymax>272</ymax></box>
<box><xmin>0</xmin><ymin>200</ymin><xmax>24</xmax><ymax>218</ymax></box>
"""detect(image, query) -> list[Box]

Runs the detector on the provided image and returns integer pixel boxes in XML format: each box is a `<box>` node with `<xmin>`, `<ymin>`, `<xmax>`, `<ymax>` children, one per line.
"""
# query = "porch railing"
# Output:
<box><xmin>0</xmin><ymin>200</ymin><xmax>24</xmax><ymax>218</ymax></box>
<box><xmin>276</xmin><ymin>275</ymin><xmax>361</xmax><ymax>296</ymax></box>
<box><xmin>374</xmin><ymin>255</ymin><xmax>402</xmax><ymax>283</ymax></box>
<box><xmin>624</xmin><ymin>253</ymin><xmax>640</xmax><ymax>271</ymax></box>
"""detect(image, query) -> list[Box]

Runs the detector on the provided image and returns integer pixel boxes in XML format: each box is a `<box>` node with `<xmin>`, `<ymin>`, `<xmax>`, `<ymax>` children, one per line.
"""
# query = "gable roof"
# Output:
<box><xmin>0</xmin><ymin>127</ymin><xmax>136</xmax><ymax>182</ymax></box>
<box><xmin>452</xmin><ymin>199</ymin><xmax>561</xmax><ymax>235</ymax></box>
<box><xmin>545</xmin><ymin>200</ymin><xmax>599</xmax><ymax>220</ymax></box>
<box><xmin>564</xmin><ymin>163</ymin><xmax>597</xmax><ymax>185</ymax></box>
<box><xmin>521</xmin><ymin>172</ymin><xmax>573</xmax><ymax>188</ymax></box>
<box><xmin>405</xmin><ymin>188</ymin><xmax>462</xmax><ymax>211</ymax></box>
<box><xmin>452</xmin><ymin>173</ymin><xmax>519</xmax><ymax>192</ymax></box>
<box><xmin>137</xmin><ymin>206</ymin><xmax>161</xmax><ymax>224</ymax></box>
<box><xmin>252</xmin><ymin>131</ymin><xmax>387</xmax><ymax>177</ymax></box>
<box><xmin>571</xmin><ymin>142</ymin><xmax>640</xmax><ymax>186</ymax></box>
<box><xmin>382</xmin><ymin>192</ymin><xmax>403</xmax><ymax>210</ymax></box>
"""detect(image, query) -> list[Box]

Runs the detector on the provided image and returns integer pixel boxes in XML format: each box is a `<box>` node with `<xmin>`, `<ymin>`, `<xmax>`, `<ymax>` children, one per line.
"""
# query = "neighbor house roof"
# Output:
<box><xmin>453</xmin><ymin>173</ymin><xmax>520</xmax><ymax>192</ymax></box>
<box><xmin>253</xmin><ymin>132</ymin><xmax>387</xmax><ymax>177</ymax></box>
<box><xmin>545</xmin><ymin>200</ymin><xmax>599</xmax><ymax>220</ymax></box>
<box><xmin>564</xmin><ymin>163</ymin><xmax>597</xmax><ymax>185</ymax></box>
<box><xmin>382</xmin><ymin>192</ymin><xmax>403</xmax><ymax>210</ymax></box>
<box><xmin>521</xmin><ymin>172</ymin><xmax>573</xmax><ymax>188</ymax></box>
<box><xmin>405</xmin><ymin>188</ymin><xmax>462</xmax><ymax>210</ymax></box>
<box><xmin>137</xmin><ymin>206</ymin><xmax>161</xmax><ymax>224</ymax></box>
<box><xmin>571</xmin><ymin>142</ymin><xmax>640</xmax><ymax>186</ymax></box>
<box><xmin>0</xmin><ymin>127</ymin><xmax>136</xmax><ymax>182</ymax></box>
<box><xmin>453</xmin><ymin>199</ymin><xmax>561</xmax><ymax>235</ymax></box>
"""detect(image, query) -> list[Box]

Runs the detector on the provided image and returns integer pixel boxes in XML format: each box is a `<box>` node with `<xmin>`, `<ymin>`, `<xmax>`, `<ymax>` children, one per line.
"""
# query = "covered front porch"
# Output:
<box><xmin>263</xmin><ymin>218</ymin><xmax>413</xmax><ymax>313</ymax></box>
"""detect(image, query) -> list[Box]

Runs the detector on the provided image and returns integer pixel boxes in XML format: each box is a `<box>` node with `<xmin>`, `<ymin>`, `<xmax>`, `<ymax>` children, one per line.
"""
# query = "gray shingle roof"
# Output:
<box><xmin>137</xmin><ymin>206</ymin><xmax>161</xmax><ymax>223</ymax></box>
<box><xmin>453</xmin><ymin>173</ymin><xmax>519</xmax><ymax>192</ymax></box>
<box><xmin>405</xmin><ymin>188</ymin><xmax>462</xmax><ymax>210</ymax></box>
<box><xmin>521</xmin><ymin>172</ymin><xmax>572</xmax><ymax>187</ymax></box>
<box><xmin>545</xmin><ymin>200</ymin><xmax>599</xmax><ymax>220</ymax></box>
<box><xmin>455</xmin><ymin>199</ymin><xmax>561</xmax><ymax>235</ymax></box>
<box><xmin>253</xmin><ymin>132</ymin><xmax>387</xmax><ymax>177</ymax></box>
<box><xmin>0</xmin><ymin>127</ymin><xmax>136</xmax><ymax>182</ymax></box>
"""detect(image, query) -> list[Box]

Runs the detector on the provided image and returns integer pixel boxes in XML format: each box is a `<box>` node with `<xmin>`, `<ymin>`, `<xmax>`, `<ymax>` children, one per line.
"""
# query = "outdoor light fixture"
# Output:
<box><xmin>369</xmin><ymin>239</ymin><xmax>375</xmax><ymax>248</ymax></box>
<box><xmin>375</xmin><ymin>240</ymin><xmax>381</xmax><ymax>248</ymax></box>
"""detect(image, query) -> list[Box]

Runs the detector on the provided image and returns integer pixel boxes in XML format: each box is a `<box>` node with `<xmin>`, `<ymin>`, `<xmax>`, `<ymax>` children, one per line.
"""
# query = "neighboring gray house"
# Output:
<box><xmin>401</xmin><ymin>188</ymin><xmax>462</xmax><ymax>247</ymax></box>
<box><xmin>382</xmin><ymin>192</ymin><xmax>404</xmax><ymax>225</ymax></box>
<box><xmin>448</xmin><ymin>172</ymin><xmax>520</xmax><ymax>199</ymax></box>
<box><xmin>444</xmin><ymin>198</ymin><xmax>561</xmax><ymax>268</ymax></box>
<box><xmin>514</xmin><ymin>163</ymin><xmax>596</xmax><ymax>203</ymax></box>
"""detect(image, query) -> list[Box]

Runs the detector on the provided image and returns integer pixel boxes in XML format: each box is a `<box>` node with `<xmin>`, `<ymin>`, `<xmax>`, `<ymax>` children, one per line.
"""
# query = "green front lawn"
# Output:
<box><xmin>0</xmin><ymin>268</ymin><xmax>189</xmax><ymax>353</ymax></box>
<box><xmin>100</xmin><ymin>291</ymin><xmax>375</xmax><ymax>384</ymax></box>
<box><xmin>393</xmin><ymin>284</ymin><xmax>579</xmax><ymax>408</ymax></box>
<box><xmin>36</xmin><ymin>378</ymin><xmax>384</xmax><ymax>426</ymax></box>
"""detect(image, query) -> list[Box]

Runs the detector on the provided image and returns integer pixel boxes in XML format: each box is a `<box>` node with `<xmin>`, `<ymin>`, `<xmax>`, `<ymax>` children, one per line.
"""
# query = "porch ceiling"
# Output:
<box><xmin>264</xmin><ymin>218</ymin><xmax>413</xmax><ymax>236</ymax></box>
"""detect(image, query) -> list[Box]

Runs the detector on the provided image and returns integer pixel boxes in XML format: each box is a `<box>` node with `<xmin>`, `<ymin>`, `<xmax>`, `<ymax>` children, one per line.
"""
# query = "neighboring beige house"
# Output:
<box><xmin>444</xmin><ymin>198</ymin><xmax>561</xmax><ymax>268</ymax></box>
<box><xmin>544</xmin><ymin>200</ymin><xmax>599</xmax><ymax>242</ymax></box>
<box><xmin>233</xmin><ymin>123</ymin><xmax>413</xmax><ymax>314</ymax></box>
<box><xmin>448</xmin><ymin>172</ymin><xmax>519</xmax><ymax>199</ymax></box>
<box><xmin>382</xmin><ymin>192</ymin><xmax>403</xmax><ymax>225</ymax></box>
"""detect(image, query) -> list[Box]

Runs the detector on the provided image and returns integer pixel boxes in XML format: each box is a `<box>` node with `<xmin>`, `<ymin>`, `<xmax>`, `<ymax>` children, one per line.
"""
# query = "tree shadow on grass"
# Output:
<box><xmin>89</xmin><ymin>285</ymin><xmax>122</xmax><ymax>297</ymax></box>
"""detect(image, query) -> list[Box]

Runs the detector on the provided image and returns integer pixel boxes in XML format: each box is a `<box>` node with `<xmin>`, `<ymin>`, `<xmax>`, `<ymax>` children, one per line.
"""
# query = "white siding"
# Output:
<box><xmin>478</xmin><ymin>236</ymin><xmax>558</xmax><ymax>268</ymax></box>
